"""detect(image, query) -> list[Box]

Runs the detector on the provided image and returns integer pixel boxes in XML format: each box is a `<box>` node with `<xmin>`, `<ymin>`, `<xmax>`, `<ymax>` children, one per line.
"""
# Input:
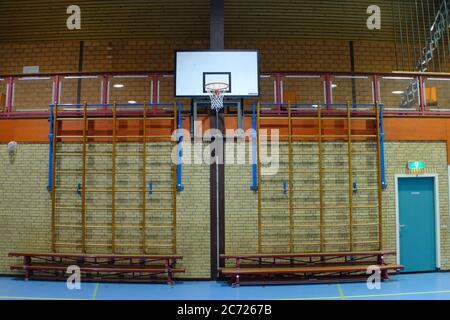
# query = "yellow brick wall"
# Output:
<box><xmin>225</xmin><ymin>140</ymin><xmax>450</xmax><ymax>270</ymax></box>
<box><xmin>0</xmin><ymin>142</ymin><xmax>210</xmax><ymax>278</ymax></box>
<box><xmin>382</xmin><ymin>141</ymin><xmax>450</xmax><ymax>269</ymax></box>
<box><xmin>0</xmin><ymin>140</ymin><xmax>449</xmax><ymax>277</ymax></box>
<box><xmin>0</xmin><ymin>38</ymin><xmax>409</xmax><ymax>111</ymax></box>
<box><xmin>0</xmin><ymin>143</ymin><xmax>51</xmax><ymax>273</ymax></box>
<box><xmin>6</xmin><ymin>38</ymin><xmax>450</xmax><ymax>111</ymax></box>
<box><xmin>0</xmin><ymin>41</ymin><xmax>80</xmax><ymax>74</ymax></box>
<box><xmin>225</xmin><ymin>140</ymin><xmax>380</xmax><ymax>254</ymax></box>
<box><xmin>9</xmin><ymin>38</ymin><xmax>450</xmax><ymax>112</ymax></box>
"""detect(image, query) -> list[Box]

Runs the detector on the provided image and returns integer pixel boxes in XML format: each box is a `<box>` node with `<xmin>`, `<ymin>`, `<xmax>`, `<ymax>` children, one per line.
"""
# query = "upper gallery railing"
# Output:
<box><xmin>1</xmin><ymin>70</ymin><xmax>450</xmax><ymax>116</ymax></box>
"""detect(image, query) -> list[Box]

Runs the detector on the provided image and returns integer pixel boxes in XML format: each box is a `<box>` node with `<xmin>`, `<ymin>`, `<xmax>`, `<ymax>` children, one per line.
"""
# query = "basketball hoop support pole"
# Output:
<box><xmin>210</xmin><ymin>0</ymin><xmax>225</xmax><ymax>280</ymax></box>
<box><xmin>215</xmin><ymin>109</ymin><xmax>220</xmax><ymax>277</ymax></box>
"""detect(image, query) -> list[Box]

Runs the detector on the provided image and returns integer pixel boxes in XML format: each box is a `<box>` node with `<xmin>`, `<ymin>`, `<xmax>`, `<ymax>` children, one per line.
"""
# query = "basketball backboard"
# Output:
<box><xmin>174</xmin><ymin>50</ymin><xmax>259</xmax><ymax>97</ymax></box>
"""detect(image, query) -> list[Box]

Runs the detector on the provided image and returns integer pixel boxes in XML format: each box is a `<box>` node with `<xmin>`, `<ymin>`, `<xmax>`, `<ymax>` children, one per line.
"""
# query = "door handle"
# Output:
<box><xmin>399</xmin><ymin>224</ymin><xmax>406</xmax><ymax>228</ymax></box>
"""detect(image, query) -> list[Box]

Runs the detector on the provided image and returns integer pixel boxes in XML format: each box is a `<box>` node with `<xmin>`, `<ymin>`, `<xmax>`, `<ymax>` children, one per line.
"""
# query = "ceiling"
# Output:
<box><xmin>0</xmin><ymin>0</ymin><xmax>436</xmax><ymax>42</ymax></box>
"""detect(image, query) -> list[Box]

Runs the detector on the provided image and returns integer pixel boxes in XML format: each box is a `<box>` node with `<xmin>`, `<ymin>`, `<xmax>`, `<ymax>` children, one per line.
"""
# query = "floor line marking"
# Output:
<box><xmin>336</xmin><ymin>283</ymin><xmax>345</xmax><ymax>299</ymax></box>
<box><xmin>91</xmin><ymin>282</ymin><xmax>99</xmax><ymax>300</ymax></box>
<box><xmin>275</xmin><ymin>289</ymin><xmax>450</xmax><ymax>300</ymax></box>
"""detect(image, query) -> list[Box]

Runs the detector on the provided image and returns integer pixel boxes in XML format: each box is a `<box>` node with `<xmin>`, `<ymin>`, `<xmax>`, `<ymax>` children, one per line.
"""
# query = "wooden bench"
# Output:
<box><xmin>219</xmin><ymin>251</ymin><xmax>404</xmax><ymax>286</ymax></box>
<box><xmin>9</xmin><ymin>252</ymin><xmax>185</xmax><ymax>284</ymax></box>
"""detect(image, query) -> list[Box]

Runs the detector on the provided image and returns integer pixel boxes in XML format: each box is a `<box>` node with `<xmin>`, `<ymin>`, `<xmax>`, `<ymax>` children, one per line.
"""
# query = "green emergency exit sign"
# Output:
<box><xmin>407</xmin><ymin>161</ymin><xmax>425</xmax><ymax>170</ymax></box>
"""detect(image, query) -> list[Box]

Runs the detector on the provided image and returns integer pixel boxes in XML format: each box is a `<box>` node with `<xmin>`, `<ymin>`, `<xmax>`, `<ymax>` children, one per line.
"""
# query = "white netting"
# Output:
<box><xmin>205</xmin><ymin>82</ymin><xmax>228</xmax><ymax>111</ymax></box>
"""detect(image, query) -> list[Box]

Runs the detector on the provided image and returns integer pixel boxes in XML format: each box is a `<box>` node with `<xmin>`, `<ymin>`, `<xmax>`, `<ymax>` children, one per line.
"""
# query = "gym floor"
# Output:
<box><xmin>1</xmin><ymin>272</ymin><xmax>450</xmax><ymax>300</ymax></box>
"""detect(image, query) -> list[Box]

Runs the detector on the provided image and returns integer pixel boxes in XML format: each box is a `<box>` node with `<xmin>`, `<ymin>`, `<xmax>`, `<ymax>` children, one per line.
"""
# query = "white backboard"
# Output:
<box><xmin>175</xmin><ymin>50</ymin><xmax>259</xmax><ymax>97</ymax></box>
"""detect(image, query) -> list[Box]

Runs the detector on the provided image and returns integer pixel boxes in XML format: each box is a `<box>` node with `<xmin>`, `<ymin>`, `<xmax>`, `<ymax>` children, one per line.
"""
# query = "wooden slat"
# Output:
<box><xmin>8</xmin><ymin>252</ymin><xmax>183</xmax><ymax>260</ymax></box>
<box><xmin>219</xmin><ymin>264</ymin><xmax>404</xmax><ymax>275</ymax></box>
<box><xmin>220</xmin><ymin>250</ymin><xmax>396</xmax><ymax>259</ymax></box>
<box><xmin>11</xmin><ymin>264</ymin><xmax>185</xmax><ymax>273</ymax></box>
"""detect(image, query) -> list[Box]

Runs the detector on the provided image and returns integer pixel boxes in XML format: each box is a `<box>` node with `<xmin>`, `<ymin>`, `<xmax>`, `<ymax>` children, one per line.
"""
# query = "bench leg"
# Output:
<box><xmin>381</xmin><ymin>270</ymin><xmax>389</xmax><ymax>281</ymax></box>
<box><xmin>232</xmin><ymin>275</ymin><xmax>240</xmax><ymax>287</ymax></box>
<box><xmin>23</xmin><ymin>257</ymin><xmax>31</xmax><ymax>280</ymax></box>
<box><xmin>166</xmin><ymin>260</ymin><xmax>175</xmax><ymax>285</ymax></box>
<box><xmin>167</xmin><ymin>268</ymin><xmax>174</xmax><ymax>285</ymax></box>
<box><xmin>24</xmin><ymin>268</ymin><xmax>30</xmax><ymax>281</ymax></box>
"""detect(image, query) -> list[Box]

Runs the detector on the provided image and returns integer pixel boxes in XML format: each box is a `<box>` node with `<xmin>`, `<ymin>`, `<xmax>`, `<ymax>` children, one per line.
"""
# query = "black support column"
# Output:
<box><xmin>210</xmin><ymin>0</ymin><xmax>224</xmax><ymax>50</ymax></box>
<box><xmin>210</xmin><ymin>0</ymin><xmax>225</xmax><ymax>279</ymax></box>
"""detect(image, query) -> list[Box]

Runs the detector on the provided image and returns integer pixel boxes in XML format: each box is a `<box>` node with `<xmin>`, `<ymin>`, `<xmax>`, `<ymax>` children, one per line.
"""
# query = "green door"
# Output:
<box><xmin>398</xmin><ymin>177</ymin><xmax>436</xmax><ymax>272</ymax></box>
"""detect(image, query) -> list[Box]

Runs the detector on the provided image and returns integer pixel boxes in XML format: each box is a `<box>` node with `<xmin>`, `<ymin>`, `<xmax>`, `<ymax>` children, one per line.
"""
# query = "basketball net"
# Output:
<box><xmin>205</xmin><ymin>82</ymin><xmax>228</xmax><ymax>111</ymax></box>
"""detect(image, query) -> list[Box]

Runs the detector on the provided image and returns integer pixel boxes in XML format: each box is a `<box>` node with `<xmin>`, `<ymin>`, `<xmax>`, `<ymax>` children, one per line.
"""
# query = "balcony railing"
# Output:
<box><xmin>1</xmin><ymin>70</ymin><xmax>450</xmax><ymax>117</ymax></box>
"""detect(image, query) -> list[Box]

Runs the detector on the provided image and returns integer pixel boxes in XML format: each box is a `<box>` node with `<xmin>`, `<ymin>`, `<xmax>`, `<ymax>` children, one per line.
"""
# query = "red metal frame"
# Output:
<box><xmin>9</xmin><ymin>252</ymin><xmax>184</xmax><ymax>284</ymax></box>
<box><xmin>1</xmin><ymin>70</ymin><xmax>450</xmax><ymax>117</ymax></box>
<box><xmin>219</xmin><ymin>251</ymin><xmax>402</xmax><ymax>286</ymax></box>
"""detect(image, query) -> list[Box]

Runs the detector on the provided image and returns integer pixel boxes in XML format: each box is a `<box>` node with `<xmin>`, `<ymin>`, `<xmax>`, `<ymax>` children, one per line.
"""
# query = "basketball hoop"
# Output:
<box><xmin>205</xmin><ymin>82</ymin><xmax>229</xmax><ymax>111</ymax></box>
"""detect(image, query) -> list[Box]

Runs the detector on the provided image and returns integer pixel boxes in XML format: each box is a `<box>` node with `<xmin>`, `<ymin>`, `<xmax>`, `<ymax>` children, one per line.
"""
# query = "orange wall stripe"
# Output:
<box><xmin>1</xmin><ymin>116</ymin><xmax>450</xmax><ymax>162</ymax></box>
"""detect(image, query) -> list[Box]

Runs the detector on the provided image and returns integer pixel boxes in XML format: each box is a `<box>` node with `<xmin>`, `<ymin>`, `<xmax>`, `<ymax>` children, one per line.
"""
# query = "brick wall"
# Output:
<box><xmin>225</xmin><ymin>140</ymin><xmax>450</xmax><ymax>269</ymax></box>
<box><xmin>0</xmin><ymin>41</ymin><xmax>80</xmax><ymax>74</ymax></box>
<box><xmin>1</xmin><ymin>140</ymin><xmax>449</xmax><ymax>277</ymax></box>
<box><xmin>0</xmin><ymin>38</ymin><xmax>415</xmax><ymax>111</ymax></box>
<box><xmin>0</xmin><ymin>142</ymin><xmax>210</xmax><ymax>278</ymax></box>
<box><xmin>383</xmin><ymin>141</ymin><xmax>450</xmax><ymax>269</ymax></box>
<box><xmin>6</xmin><ymin>38</ymin><xmax>450</xmax><ymax>111</ymax></box>
<box><xmin>4</xmin><ymin>38</ymin><xmax>444</xmax><ymax>111</ymax></box>
<box><xmin>0</xmin><ymin>143</ymin><xmax>51</xmax><ymax>273</ymax></box>
<box><xmin>225</xmin><ymin>140</ymin><xmax>381</xmax><ymax>255</ymax></box>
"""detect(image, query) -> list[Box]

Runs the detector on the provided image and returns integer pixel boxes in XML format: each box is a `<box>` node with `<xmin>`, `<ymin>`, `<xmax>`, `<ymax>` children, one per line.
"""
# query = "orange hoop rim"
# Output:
<box><xmin>205</xmin><ymin>82</ymin><xmax>229</xmax><ymax>93</ymax></box>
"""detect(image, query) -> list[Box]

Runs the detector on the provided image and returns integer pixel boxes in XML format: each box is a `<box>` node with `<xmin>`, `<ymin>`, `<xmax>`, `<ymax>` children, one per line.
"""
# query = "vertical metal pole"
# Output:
<box><xmin>102</xmin><ymin>74</ymin><xmax>108</xmax><ymax>111</ymax></box>
<box><xmin>215</xmin><ymin>109</ymin><xmax>220</xmax><ymax>266</ymax></box>
<box><xmin>176</xmin><ymin>102</ymin><xmax>184</xmax><ymax>191</ymax></box>
<box><xmin>346</xmin><ymin>101</ymin><xmax>353</xmax><ymax>251</ymax></box>
<box><xmin>287</xmin><ymin>102</ymin><xmax>294</xmax><ymax>253</ymax></box>
<box><xmin>410</xmin><ymin>1</ymin><xmax>418</xmax><ymax>67</ymax></box>
<box><xmin>210</xmin><ymin>0</ymin><xmax>224</xmax><ymax>50</ymax></box>
<box><xmin>318</xmin><ymin>103</ymin><xmax>324</xmax><ymax>252</ymax></box>
<box><xmin>142</xmin><ymin>103</ymin><xmax>147</xmax><ymax>253</ymax></box>
<box><xmin>419</xmin><ymin>76</ymin><xmax>426</xmax><ymax>113</ymax></box>
<box><xmin>392</xmin><ymin>1</ymin><xmax>400</xmax><ymax>70</ymax></box>
<box><xmin>256</xmin><ymin>102</ymin><xmax>262</xmax><ymax>253</ymax></box>
<box><xmin>440</xmin><ymin>5</ymin><xmax>447</xmax><ymax>64</ymax></box>
<box><xmin>48</xmin><ymin>104</ymin><xmax>55</xmax><ymax>191</ymax></box>
<box><xmin>444</xmin><ymin>0</ymin><xmax>450</xmax><ymax>56</ymax></box>
<box><xmin>215</xmin><ymin>109</ymin><xmax>220</xmax><ymax>271</ymax></box>
<box><xmin>172</xmin><ymin>103</ymin><xmax>178</xmax><ymax>254</ymax></box>
<box><xmin>398</xmin><ymin>0</ymin><xmax>405</xmax><ymax>69</ymax></box>
<box><xmin>421</xmin><ymin>0</ymin><xmax>429</xmax><ymax>69</ymax></box>
<box><xmin>111</xmin><ymin>102</ymin><xmax>117</xmax><ymax>253</ymax></box>
<box><xmin>152</xmin><ymin>75</ymin><xmax>158</xmax><ymax>114</ymax></box>
<box><xmin>275</xmin><ymin>74</ymin><xmax>282</xmax><ymax>113</ymax></box>
<box><xmin>54</xmin><ymin>76</ymin><xmax>60</xmax><ymax>107</ymax></box>
<box><xmin>81</xmin><ymin>102</ymin><xmax>87</xmax><ymax>253</ymax></box>
<box><xmin>379</xmin><ymin>104</ymin><xmax>387</xmax><ymax>190</ymax></box>
<box><xmin>7</xmin><ymin>76</ymin><xmax>13</xmax><ymax>114</ymax></box>
<box><xmin>415</xmin><ymin>0</ymin><xmax>423</xmax><ymax>57</ymax></box>
<box><xmin>373</xmin><ymin>75</ymin><xmax>380</xmax><ymax>108</ymax></box>
<box><xmin>426</xmin><ymin>0</ymin><xmax>436</xmax><ymax>71</ymax></box>
<box><xmin>325</xmin><ymin>74</ymin><xmax>332</xmax><ymax>107</ymax></box>
<box><xmin>210</xmin><ymin>0</ymin><xmax>225</xmax><ymax>278</ymax></box>
<box><xmin>431</xmin><ymin>0</ymin><xmax>442</xmax><ymax>71</ymax></box>
<box><xmin>375</xmin><ymin>101</ymin><xmax>383</xmax><ymax>251</ymax></box>
<box><xmin>51</xmin><ymin>103</ymin><xmax>58</xmax><ymax>252</ymax></box>
<box><xmin>404</xmin><ymin>1</ymin><xmax>412</xmax><ymax>69</ymax></box>
<box><xmin>250</xmin><ymin>102</ymin><xmax>258</xmax><ymax>191</ymax></box>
